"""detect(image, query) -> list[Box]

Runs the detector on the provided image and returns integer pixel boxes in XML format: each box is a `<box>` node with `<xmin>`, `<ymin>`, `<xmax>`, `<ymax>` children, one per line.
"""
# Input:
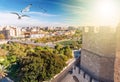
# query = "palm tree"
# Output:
<box><xmin>0</xmin><ymin>65</ymin><xmax>7</xmax><ymax>79</ymax></box>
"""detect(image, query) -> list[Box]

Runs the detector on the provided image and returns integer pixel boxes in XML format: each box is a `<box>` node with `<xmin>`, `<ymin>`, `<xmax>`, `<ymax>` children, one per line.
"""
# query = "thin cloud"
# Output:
<box><xmin>54</xmin><ymin>2</ymin><xmax>89</xmax><ymax>16</ymax></box>
<box><xmin>0</xmin><ymin>12</ymin><xmax>66</xmax><ymax>27</ymax></box>
<box><xmin>61</xmin><ymin>3</ymin><xmax>84</xmax><ymax>10</ymax></box>
<box><xmin>28</xmin><ymin>11</ymin><xmax>59</xmax><ymax>17</ymax></box>
<box><xmin>0</xmin><ymin>12</ymin><xmax>44</xmax><ymax>26</ymax></box>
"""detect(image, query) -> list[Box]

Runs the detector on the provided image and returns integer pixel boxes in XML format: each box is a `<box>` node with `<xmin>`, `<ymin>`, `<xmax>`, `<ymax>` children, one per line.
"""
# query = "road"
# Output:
<box><xmin>8</xmin><ymin>40</ymin><xmax>55</xmax><ymax>48</ymax></box>
<box><xmin>51</xmin><ymin>50</ymin><xmax>81</xmax><ymax>82</ymax></box>
<box><xmin>60</xmin><ymin>50</ymin><xmax>80</xmax><ymax>82</ymax></box>
<box><xmin>0</xmin><ymin>40</ymin><xmax>8</xmax><ymax>44</ymax></box>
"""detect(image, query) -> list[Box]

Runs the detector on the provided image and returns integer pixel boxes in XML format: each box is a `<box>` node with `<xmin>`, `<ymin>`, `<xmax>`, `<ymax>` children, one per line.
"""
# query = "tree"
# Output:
<box><xmin>55</xmin><ymin>44</ymin><xmax>63</xmax><ymax>51</ymax></box>
<box><xmin>0</xmin><ymin>49</ymin><xmax>7</xmax><ymax>57</ymax></box>
<box><xmin>9</xmin><ymin>47</ymin><xmax>66</xmax><ymax>82</ymax></box>
<box><xmin>64</xmin><ymin>46</ymin><xmax>72</xmax><ymax>58</ymax></box>
<box><xmin>1</xmin><ymin>43</ymin><xmax>71</xmax><ymax>82</ymax></box>
<box><xmin>0</xmin><ymin>49</ymin><xmax>10</xmax><ymax>67</ymax></box>
<box><xmin>0</xmin><ymin>65</ymin><xmax>7</xmax><ymax>79</ymax></box>
<box><xmin>0</xmin><ymin>34</ymin><xmax>5</xmax><ymax>40</ymax></box>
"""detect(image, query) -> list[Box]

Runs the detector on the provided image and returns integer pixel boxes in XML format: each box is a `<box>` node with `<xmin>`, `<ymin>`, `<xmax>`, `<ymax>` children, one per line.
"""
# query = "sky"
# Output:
<box><xmin>0</xmin><ymin>0</ymin><xmax>120</xmax><ymax>27</ymax></box>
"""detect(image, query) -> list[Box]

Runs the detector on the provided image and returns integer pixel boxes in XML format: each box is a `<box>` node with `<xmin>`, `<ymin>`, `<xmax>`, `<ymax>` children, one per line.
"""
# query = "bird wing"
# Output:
<box><xmin>21</xmin><ymin>4</ymin><xmax>32</xmax><ymax>13</ymax></box>
<box><xmin>11</xmin><ymin>12</ymin><xmax>20</xmax><ymax>17</ymax></box>
<box><xmin>21</xmin><ymin>15</ymin><xmax>30</xmax><ymax>17</ymax></box>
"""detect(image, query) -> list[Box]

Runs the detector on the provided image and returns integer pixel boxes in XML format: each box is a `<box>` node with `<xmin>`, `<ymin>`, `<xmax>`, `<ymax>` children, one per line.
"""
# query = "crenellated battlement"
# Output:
<box><xmin>83</xmin><ymin>26</ymin><xmax>116</xmax><ymax>34</ymax></box>
<box><xmin>72</xmin><ymin>65</ymin><xmax>113</xmax><ymax>82</ymax></box>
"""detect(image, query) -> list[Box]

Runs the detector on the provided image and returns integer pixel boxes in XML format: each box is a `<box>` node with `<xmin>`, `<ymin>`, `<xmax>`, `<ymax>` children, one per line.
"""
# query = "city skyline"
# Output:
<box><xmin>0</xmin><ymin>0</ymin><xmax>120</xmax><ymax>27</ymax></box>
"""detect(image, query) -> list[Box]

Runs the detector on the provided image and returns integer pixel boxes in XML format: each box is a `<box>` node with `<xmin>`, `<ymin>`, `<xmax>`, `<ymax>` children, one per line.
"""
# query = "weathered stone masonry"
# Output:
<box><xmin>73</xmin><ymin>26</ymin><xmax>120</xmax><ymax>82</ymax></box>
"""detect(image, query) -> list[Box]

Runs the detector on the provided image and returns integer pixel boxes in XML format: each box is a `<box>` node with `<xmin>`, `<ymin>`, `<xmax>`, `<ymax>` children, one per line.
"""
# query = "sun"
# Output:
<box><xmin>96</xmin><ymin>0</ymin><xmax>116</xmax><ymax>18</ymax></box>
<box><xmin>94</xmin><ymin>0</ymin><xmax>119</xmax><ymax>26</ymax></box>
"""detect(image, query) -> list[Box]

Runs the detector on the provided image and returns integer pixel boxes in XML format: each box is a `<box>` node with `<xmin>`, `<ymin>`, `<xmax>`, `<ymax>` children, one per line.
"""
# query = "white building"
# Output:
<box><xmin>30</xmin><ymin>34</ymin><xmax>45</xmax><ymax>38</ymax></box>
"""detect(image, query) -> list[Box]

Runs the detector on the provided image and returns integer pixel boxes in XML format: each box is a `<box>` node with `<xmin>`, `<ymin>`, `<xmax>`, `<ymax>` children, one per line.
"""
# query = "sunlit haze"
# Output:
<box><xmin>93</xmin><ymin>0</ymin><xmax>119</xmax><ymax>26</ymax></box>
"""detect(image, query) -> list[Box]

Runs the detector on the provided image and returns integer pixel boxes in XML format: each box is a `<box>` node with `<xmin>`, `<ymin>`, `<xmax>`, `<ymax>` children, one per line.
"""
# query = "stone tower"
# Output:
<box><xmin>80</xmin><ymin>26</ymin><xmax>116</xmax><ymax>82</ymax></box>
<box><xmin>114</xmin><ymin>24</ymin><xmax>120</xmax><ymax>82</ymax></box>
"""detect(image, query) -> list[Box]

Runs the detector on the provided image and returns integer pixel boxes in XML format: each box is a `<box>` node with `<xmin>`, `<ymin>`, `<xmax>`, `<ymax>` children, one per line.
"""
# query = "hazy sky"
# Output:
<box><xmin>0</xmin><ymin>0</ymin><xmax>119</xmax><ymax>27</ymax></box>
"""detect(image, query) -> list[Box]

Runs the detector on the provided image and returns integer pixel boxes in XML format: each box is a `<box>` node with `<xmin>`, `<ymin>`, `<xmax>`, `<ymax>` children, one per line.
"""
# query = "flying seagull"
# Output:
<box><xmin>11</xmin><ymin>12</ymin><xmax>30</xmax><ymax>19</ymax></box>
<box><xmin>21</xmin><ymin>4</ymin><xmax>32</xmax><ymax>13</ymax></box>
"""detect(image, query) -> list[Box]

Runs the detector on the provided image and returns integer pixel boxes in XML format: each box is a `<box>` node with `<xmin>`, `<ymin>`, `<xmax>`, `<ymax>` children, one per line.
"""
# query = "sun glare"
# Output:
<box><xmin>94</xmin><ymin>0</ymin><xmax>119</xmax><ymax>26</ymax></box>
<box><xmin>97</xmin><ymin>0</ymin><xmax>116</xmax><ymax>17</ymax></box>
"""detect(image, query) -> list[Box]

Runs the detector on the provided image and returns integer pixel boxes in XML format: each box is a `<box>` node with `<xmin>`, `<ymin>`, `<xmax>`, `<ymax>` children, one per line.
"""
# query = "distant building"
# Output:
<box><xmin>64</xmin><ymin>30</ymin><xmax>75</xmax><ymax>35</ymax></box>
<box><xmin>16</xmin><ymin>27</ymin><xmax>22</xmax><ymax>37</ymax></box>
<box><xmin>30</xmin><ymin>34</ymin><xmax>45</xmax><ymax>38</ymax></box>
<box><xmin>0</xmin><ymin>26</ymin><xmax>22</xmax><ymax>39</ymax></box>
<box><xmin>0</xmin><ymin>30</ymin><xmax>10</xmax><ymax>39</ymax></box>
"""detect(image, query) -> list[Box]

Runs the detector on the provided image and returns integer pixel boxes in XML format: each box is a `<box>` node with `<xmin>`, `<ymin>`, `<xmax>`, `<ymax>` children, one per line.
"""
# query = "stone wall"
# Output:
<box><xmin>81</xmin><ymin>49</ymin><xmax>114</xmax><ymax>81</ymax></box>
<box><xmin>114</xmin><ymin>24</ymin><xmax>120</xmax><ymax>82</ymax></box>
<box><xmin>82</xmin><ymin>26</ymin><xmax>116</xmax><ymax>57</ymax></box>
<box><xmin>80</xmin><ymin>26</ymin><xmax>116</xmax><ymax>82</ymax></box>
<box><xmin>73</xmin><ymin>66</ymin><xmax>99</xmax><ymax>82</ymax></box>
<box><xmin>114</xmin><ymin>57</ymin><xmax>120</xmax><ymax>82</ymax></box>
